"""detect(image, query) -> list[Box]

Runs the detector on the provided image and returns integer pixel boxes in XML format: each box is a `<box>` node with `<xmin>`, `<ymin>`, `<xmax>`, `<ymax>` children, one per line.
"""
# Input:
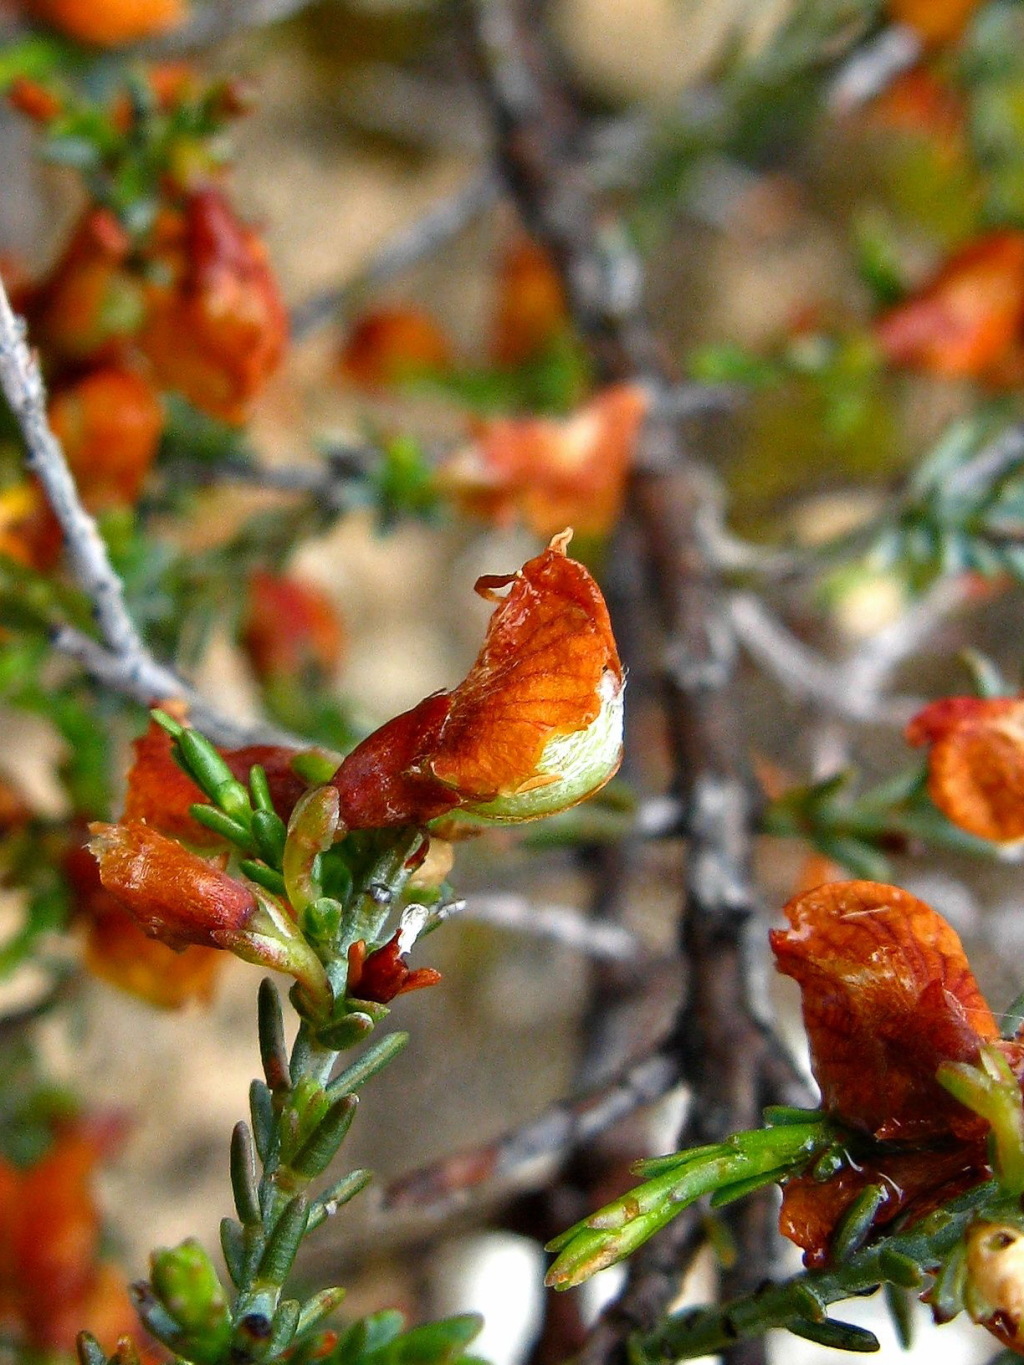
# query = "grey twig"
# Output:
<box><xmin>378</xmin><ymin>1047</ymin><xmax>681</xmax><ymax>1221</ymax></box>
<box><xmin>144</xmin><ymin>0</ymin><xmax>322</xmax><ymax>54</ymax></box>
<box><xmin>0</xmin><ymin>279</ymin><xmax>302</xmax><ymax>751</ymax></box>
<box><xmin>456</xmin><ymin>893</ymin><xmax>648</xmax><ymax>962</ymax></box>
<box><xmin>827</xmin><ymin>23</ymin><xmax>922</xmax><ymax>114</ymax></box>
<box><xmin>290</xmin><ymin>171</ymin><xmax>501</xmax><ymax>340</ymax></box>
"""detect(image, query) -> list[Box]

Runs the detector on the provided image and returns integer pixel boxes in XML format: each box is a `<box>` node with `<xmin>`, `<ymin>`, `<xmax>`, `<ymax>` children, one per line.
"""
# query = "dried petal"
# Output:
<box><xmin>241</xmin><ymin>570</ymin><xmax>345</xmax><ymax>683</ymax></box>
<box><xmin>439</xmin><ymin>385</ymin><xmax>646</xmax><ymax>539</ymax></box>
<box><xmin>19</xmin><ymin>0</ymin><xmax>185</xmax><ymax>44</ymax></box>
<box><xmin>140</xmin><ymin>188</ymin><xmax>287</xmax><ymax>423</ymax></box>
<box><xmin>67</xmin><ymin>836</ymin><xmax>223</xmax><ymax>1008</ymax></box>
<box><xmin>907</xmin><ymin>696</ymin><xmax>1024</xmax><ymax>843</ymax></box>
<box><xmin>49</xmin><ymin>366</ymin><xmax>164</xmax><ymax>510</ymax></box>
<box><xmin>338</xmin><ymin>306</ymin><xmax>452</xmax><ymax>390</ymax></box>
<box><xmin>771</xmin><ymin>880</ymin><xmax>998</xmax><ymax>1142</ymax></box>
<box><xmin>876</xmin><ymin>232</ymin><xmax>1024</xmax><ymax>380</ymax></box>
<box><xmin>123</xmin><ymin>719</ymin><xmax>310</xmax><ymax>841</ymax></box>
<box><xmin>330</xmin><ymin>533</ymin><xmax>623</xmax><ymax>827</ymax></box>
<box><xmin>88</xmin><ymin>820</ymin><xmax>257</xmax><ymax>950</ymax></box>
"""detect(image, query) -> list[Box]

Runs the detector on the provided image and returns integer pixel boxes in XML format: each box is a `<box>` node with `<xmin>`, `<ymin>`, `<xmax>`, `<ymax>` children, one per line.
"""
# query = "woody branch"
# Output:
<box><xmin>464</xmin><ymin>2</ymin><xmax>809</xmax><ymax>1361</ymax></box>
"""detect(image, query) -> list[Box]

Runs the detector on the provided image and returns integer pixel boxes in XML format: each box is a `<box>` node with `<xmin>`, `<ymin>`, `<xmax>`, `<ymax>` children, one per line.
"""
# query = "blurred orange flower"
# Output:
<box><xmin>22</xmin><ymin>208</ymin><xmax>143</xmax><ymax>368</ymax></box>
<box><xmin>123</xmin><ymin>719</ymin><xmax>312</xmax><ymax>841</ymax></box>
<box><xmin>0</xmin><ymin>481</ymin><xmax>62</xmax><ymax>571</ymax></box>
<box><xmin>0</xmin><ymin>1125</ymin><xmax>140</xmax><ymax>1354</ymax></box>
<box><xmin>490</xmin><ymin>234</ymin><xmax>568</xmax><ymax>367</ymax></box>
<box><xmin>241</xmin><ymin>570</ymin><xmax>345</xmax><ymax>684</ymax></box>
<box><xmin>439</xmin><ymin>384</ymin><xmax>647</xmax><ymax>538</ymax></box>
<box><xmin>66</xmin><ymin>838</ymin><xmax>223</xmax><ymax>1009</ymax></box>
<box><xmin>330</xmin><ymin>533</ymin><xmax>623</xmax><ymax>827</ymax></box>
<box><xmin>771</xmin><ymin>880</ymin><xmax>1014</xmax><ymax>1267</ymax></box>
<box><xmin>876</xmin><ymin>231</ymin><xmax>1024</xmax><ymax>381</ymax></box>
<box><xmin>140</xmin><ymin>188</ymin><xmax>287</xmax><ymax>423</ymax></box>
<box><xmin>907</xmin><ymin>695</ymin><xmax>1024</xmax><ymax>843</ymax></box>
<box><xmin>338</xmin><ymin>306</ymin><xmax>453</xmax><ymax>391</ymax></box>
<box><xmin>49</xmin><ymin>366</ymin><xmax>164</xmax><ymax>510</ymax></box>
<box><xmin>19</xmin><ymin>0</ymin><xmax>185</xmax><ymax>46</ymax></box>
<box><xmin>888</xmin><ymin>0</ymin><xmax>981</xmax><ymax>45</ymax></box>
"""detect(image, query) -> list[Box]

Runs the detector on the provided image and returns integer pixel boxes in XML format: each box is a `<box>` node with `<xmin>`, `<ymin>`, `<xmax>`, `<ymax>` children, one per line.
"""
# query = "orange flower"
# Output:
<box><xmin>22</xmin><ymin>208</ymin><xmax>144</xmax><ymax>367</ymax></box>
<box><xmin>241</xmin><ymin>570</ymin><xmax>345</xmax><ymax>684</ymax></box>
<box><xmin>439</xmin><ymin>385</ymin><xmax>647</xmax><ymax>539</ymax></box>
<box><xmin>338</xmin><ymin>306</ymin><xmax>453</xmax><ymax>391</ymax></box>
<box><xmin>771</xmin><ymin>880</ymin><xmax>1013</xmax><ymax>1267</ymax></box>
<box><xmin>330</xmin><ymin>532</ymin><xmax>623</xmax><ymax>828</ymax></box>
<box><xmin>66</xmin><ymin>838</ymin><xmax>223</xmax><ymax>1009</ymax></box>
<box><xmin>907</xmin><ymin>696</ymin><xmax>1024</xmax><ymax>843</ymax></box>
<box><xmin>19</xmin><ymin>0</ymin><xmax>185</xmax><ymax>46</ymax></box>
<box><xmin>139</xmin><ymin>188</ymin><xmax>287</xmax><ymax>423</ymax></box>
<box><xmin>7</xmin><ymin>76</ymin><xmax>63</xmax><ymax>123</ymax></box>
<box><xmin>0</xmin><ymin>481</ymin><xmax>62</xmax><ymax>572</ymax></box>
<box><xmin>887</xmin><ymin>0</ymin><xmax>981</xmax><ymax>45</ymax></box>
<box><xmin>346</xmin><ymin>932</ymin><xmax>442</xmax><ymax>1004</ymax></box>
<box><xmin>490</xmin><ymin>234</ymin><xmax>568</xmax><ymax>367</ymax></box>
<box><xmin>49</xmin><ymin>366</ymin><xmax>164</xmax><ymax>511</ymax></box>
<box><xmin>87</xmin><ymin>821</ymin><xmax>258</xmax><ymax>951</ymax></box>
<box><xmin>122</xmin><ymin>719</ymin><xmax>312</xmax><ymax>841</ymax></box>
<box><xmin>0</xmin><ymin>1125</ymin><xmax>140</xmax><ymax>1354</ymax></box>
<box><xmin>875</xmin><ymin>232</ymin><xmax>1024</xmax><ymax>381</ymax></box>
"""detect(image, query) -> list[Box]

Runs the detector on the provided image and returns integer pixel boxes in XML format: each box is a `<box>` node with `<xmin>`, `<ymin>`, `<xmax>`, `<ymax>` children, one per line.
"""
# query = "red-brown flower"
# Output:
<box><xmin>876</xmin><ymin>232</ymin><xmax>1024</xmax><ymax>381</ymax></box>
<box><xmin>907</xmin><ymin>696</ymin><xmax>1024</xmax><ymax>843</ymax></box>
<box><xmin>66</xmin><ymin>837</ymin><xmax>223</xmax><ymax>1009</ymax></box>
<box><xmin>346</xmin><ymin>932</ymin><xmax>442</xmax><ymax>1004</ymax></box>
<box><xmin>490</xmin><ymin>234</ymin><xmax>568</xmax><ymax>367</ymax></box>
<box><xmin>338</xmin><ymin>306</ymin><xmax>453</xmax><ymax>391</ymax></box>
<box><xmin>240</xmin><ymin>570</ymin><xmax>345</xmax><ymax>684</ymax></box>
<box><xmin>87</xmin><ymin>821</ymin><xmax>258</xmax><ymax>951</ymax></box>
<box><xmin>439</xmin><ymin>386</ymin><xmax>647</xmax><ymax>539</ymax></box>
<box><xmin>0</xmin><ymin>1124</ymin><xmax>141</xmax><ymax>1354</ymax></box>
<box><xmin>21</xmin><ymin>208</ymin><xmax>143</xmax><ymax>367</ymax></box>
<box><xmin>329</xmin><ymin>533</ymin><xmax>623</xmax><ymax>828</ymax></box>
<box><xmin>139</xmin><ymin>188</ymin><xmax>287</xmax><ymax>423</ymax></box>
<box><xmin>771</xmin><ymin>880</ymin><xmax>1015</xmax><ymax>1267</ymax></box>
<box><xmin>49</xmin><ymin>366</ymin><xmax>164</xmax><ymax>511</ymax></box>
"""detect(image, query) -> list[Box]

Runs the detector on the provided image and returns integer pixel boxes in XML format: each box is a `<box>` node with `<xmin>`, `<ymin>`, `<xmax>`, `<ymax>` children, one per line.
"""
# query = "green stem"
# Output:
<box><xmin>633</xmin><ymin>1183</ymin><xmax>997</xmax><ymax>1362</ymax></box>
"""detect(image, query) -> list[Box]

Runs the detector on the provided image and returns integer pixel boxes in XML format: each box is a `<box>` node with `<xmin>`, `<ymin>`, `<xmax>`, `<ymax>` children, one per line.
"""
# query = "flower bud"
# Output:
<box><xmin>149</xmin><ymin>1240</ymin><xmax>230</xmax><ymax>1340</ymax></box>
<box><xmin>965</xmin><ymin>1221</ymin><xmax>1024</xmax><ymax>1352</ymax></box>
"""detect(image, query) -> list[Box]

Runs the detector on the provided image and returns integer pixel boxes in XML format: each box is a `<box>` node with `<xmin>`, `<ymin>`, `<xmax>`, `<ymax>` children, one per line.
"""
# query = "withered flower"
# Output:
<box><xmin>330</xmin><ymin>532</ymin><xmax>623</xmax><ymax>828</ymax></box>
<box><xmin>240</xmin><ymin>570</ymin><xmax>345</xmax><ymax>685</ymax></box>
<box><xmin>771</xmin><ymin>879</ymin><xmax>1017</xmax><ymax>1268</ymax></box>
<box><xmin>338</xmin><ymin>306</ymin><xmax>453</xmax><ymax>391</ymax></box>
<box><xmin>439</xmin><ymin>386</ymin><xmax>647</xmax><ymax>540</ymax></box>
<box><xmin>88</xmin><ymin>820</ymin><xmax>258</xmax><ymax>951</ymax></box>
<box><xmin>49</xmin><ymin>366</ymin><xmax>164</xmax><ymax>511</ymax></box>
<box><xmin>876</xmin><ymin>232</ymin><xmax>1024</xmax><ymax>382</ymax></box>
<box><xmin>907</xmin><ymin>696</ymin><xmax>1024</xmax><ymax>844</ymax></box>
<box><xmin>139</xmin><ymin>188</ymin><xmax>287</xmax><ymax>423</ymax></box>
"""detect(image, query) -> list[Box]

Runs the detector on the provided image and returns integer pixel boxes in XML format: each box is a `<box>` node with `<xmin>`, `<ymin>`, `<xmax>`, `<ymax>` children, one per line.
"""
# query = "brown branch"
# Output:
<box><xmin>464</xmin><ymin>3</ymin><xmax>809</xmax><ymax>1360</ymax></box>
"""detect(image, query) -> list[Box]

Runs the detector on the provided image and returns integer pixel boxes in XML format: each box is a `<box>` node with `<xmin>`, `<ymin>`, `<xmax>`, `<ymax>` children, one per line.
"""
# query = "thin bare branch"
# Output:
<box><xmin>378</xmin><ymin>1047</ymin><xmax>681</xmax><ymax>1221</ymax></box>
<box><xmin>456</xmin><ymin>893</ymin><xmax>648</xmax><ymax>962</ymax></box>
<box><xmin>144</xmin><ymin>0</ymin><xmax>321</xmax><ymax>55</ymax></box>
<box><xmin>0</xmin><ymin>279</ymin><xmax>303</xmax><ymax>750</ymax></box>
<box><xmin>290</xmin><ymin>171</ymin><xmax>501</xmax><ymax>340</ymax></box>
